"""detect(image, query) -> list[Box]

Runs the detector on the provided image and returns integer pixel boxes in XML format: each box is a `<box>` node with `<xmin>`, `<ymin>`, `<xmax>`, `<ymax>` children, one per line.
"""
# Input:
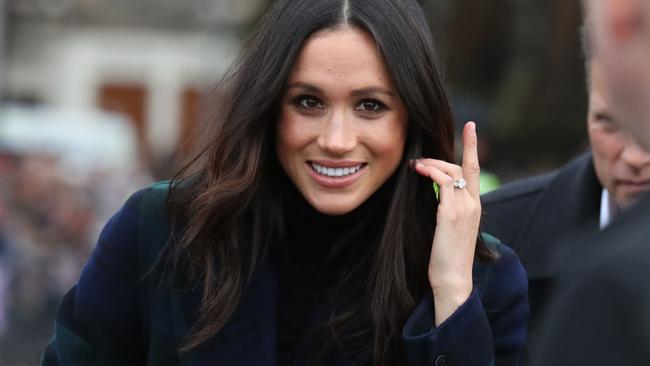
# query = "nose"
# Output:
<box><xmin>316</xmin><ymin>110</ymin><xmax>357</xmax><ymax>155</ymax></box>
<box><xmin>621</xmin><ymin>137</ymin><xmax>650</xmax><ymax>169</ymax></box>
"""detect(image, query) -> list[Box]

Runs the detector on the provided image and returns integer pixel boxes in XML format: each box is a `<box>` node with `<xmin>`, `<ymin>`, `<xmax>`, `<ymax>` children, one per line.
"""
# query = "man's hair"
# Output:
<box><xmin>580</xmin><ymin>23</ymin><xmax>594</xmax><ymax>89</ymax></box>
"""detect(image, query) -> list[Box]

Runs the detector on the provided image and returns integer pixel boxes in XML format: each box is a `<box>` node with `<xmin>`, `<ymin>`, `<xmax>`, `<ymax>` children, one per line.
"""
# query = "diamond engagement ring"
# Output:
<box><xmin>453</xmin><ymin>178</ymin><xmax>467</xmax><ymax>189</ymax></box>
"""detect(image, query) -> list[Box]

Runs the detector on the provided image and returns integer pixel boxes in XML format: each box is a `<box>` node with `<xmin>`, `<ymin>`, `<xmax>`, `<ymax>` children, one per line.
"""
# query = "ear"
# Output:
<box><xmin>610</xmin><ymin>0</ymin><xmax>643</xmax><ymax>41</ymax></box>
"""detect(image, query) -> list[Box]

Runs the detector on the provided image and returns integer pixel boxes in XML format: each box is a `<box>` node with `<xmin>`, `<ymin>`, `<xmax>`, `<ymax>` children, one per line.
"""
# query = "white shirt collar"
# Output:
<box><xmin>599</xmin><ymin>189</ymin><xmax>619</xmax><ymax>229</ymax></box>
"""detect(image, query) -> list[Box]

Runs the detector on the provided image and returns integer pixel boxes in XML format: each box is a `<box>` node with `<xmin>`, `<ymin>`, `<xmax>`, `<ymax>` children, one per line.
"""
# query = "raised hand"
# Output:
<box><xmin>412</xmin><ymin>121</ymin><xmax>482</xmax><ymax>326</ymax></box>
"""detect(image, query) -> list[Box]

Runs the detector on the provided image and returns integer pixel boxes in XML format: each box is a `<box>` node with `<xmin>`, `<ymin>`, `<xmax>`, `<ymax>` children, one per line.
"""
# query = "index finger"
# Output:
<box><xmin>461</xmin><ymin>121</ymin><xmax>480</xmax><ymax>197</ymax></box>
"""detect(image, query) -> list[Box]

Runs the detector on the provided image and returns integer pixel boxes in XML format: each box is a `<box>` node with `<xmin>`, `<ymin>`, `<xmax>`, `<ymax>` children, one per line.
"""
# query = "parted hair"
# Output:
<box><xmin>166</xmin><ymin>0</ymin><xmax>497</xmax><ymax>364</ymax></box>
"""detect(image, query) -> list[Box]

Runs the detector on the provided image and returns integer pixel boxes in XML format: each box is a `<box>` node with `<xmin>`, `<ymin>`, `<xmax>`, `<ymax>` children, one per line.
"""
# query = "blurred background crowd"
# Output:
<box><xmin>0</xmin><ymin>0</ymin><xmax>586</xmax><ymax>363</ymax></box>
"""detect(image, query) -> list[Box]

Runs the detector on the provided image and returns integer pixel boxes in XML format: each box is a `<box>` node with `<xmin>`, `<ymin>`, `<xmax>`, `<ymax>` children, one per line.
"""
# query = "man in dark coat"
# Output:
<box><xmin>526</xmin><ymin>0</ymin><xmax>650</xmax><ymax>364</ymax></box>
<box><xmin>481</xmin><ymin>25</ymin><xmax>650</xmax><ymax>363</ymax></box>
<box><xmin>506</xmin><ymin>0</ymin><xmax>650</xmax><ymax>366</ymax></box>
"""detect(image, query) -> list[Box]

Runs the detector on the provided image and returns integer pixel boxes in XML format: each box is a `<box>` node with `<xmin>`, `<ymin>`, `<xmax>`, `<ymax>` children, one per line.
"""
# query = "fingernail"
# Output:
<box><xmin>410</xmin><ymin>160</ymin><xmax>422</xmax><ymax>168</ymax></box>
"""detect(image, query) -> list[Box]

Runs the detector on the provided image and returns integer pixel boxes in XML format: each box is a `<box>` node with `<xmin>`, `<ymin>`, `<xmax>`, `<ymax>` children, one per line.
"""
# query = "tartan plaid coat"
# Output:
<box><xmin>42</xmin><ymin>182</ymin><xmax>528</xmax><ymax>365</ymax></box>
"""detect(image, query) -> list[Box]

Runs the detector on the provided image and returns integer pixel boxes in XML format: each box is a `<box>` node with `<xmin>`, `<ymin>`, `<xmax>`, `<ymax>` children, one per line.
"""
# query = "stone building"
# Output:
<box><xmin>3</xmin><ymin>0</ymin><xmax>269</xmax><ymax>173</ymax></box>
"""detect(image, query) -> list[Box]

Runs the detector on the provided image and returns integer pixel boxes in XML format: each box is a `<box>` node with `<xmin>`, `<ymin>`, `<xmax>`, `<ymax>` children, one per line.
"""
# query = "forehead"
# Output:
<box><xmin>588</xmin><ymin>59</ymin><xmax>617</xmax><ymax>111</ymax></box>
<box><xmin>589</xmin><ymin>60</ymin><xmax>606</xmax><ymax>100</ymax></box>
<box><xmin>288</xmin><ymin>26</ymin><xmax>393</xmax><ymax>87</ymax></box>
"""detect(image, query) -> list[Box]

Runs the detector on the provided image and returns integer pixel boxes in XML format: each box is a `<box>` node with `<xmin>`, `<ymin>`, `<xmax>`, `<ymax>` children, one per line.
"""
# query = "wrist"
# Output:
<box><xmin>429</xmin><ymin>271</ymin><xmax>472</xmax><ymax>292</ymax></box>
<box><xmin>432</xmin><ymin>284</ymin><xmax>472</xmax><ymax>303</ymax></box>
<box><xmin>431</xmin><ymin>282</ymin><xmax>473</xmax><ymax>327</ymax></box>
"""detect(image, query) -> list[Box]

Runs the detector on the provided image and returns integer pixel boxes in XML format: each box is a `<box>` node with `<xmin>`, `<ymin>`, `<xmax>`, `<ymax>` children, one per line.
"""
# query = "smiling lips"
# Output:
<box><xmin>307</xmin><ymin>160</ymin><xmax>367</xmax><ymax>188</ymax></box>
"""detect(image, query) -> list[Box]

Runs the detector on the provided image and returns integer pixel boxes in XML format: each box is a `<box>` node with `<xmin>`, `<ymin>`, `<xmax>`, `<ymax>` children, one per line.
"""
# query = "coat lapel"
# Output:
<box><xmin>515</xmin><ymin>152</ymin><xmax>601</xmax><ymax>279</ymax></box>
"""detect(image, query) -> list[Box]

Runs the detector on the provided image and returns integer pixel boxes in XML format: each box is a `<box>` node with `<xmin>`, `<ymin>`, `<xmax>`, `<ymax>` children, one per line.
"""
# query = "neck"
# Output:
<box><xmin>276</xmin><ymin>170</ymin><xmax>396</xmax><ymax>270</ymax></box>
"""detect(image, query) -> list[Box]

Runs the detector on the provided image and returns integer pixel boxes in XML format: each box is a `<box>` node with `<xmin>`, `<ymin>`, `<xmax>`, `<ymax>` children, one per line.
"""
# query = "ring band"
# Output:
<box><xmin>453</xmin><ymin>178</ymin><xmax>467</xmax><ymax>189</ymax></box>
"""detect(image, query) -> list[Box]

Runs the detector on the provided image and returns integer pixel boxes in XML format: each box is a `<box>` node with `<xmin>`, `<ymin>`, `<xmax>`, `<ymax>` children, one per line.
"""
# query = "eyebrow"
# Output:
<box><xmin>286</xmin><ymin>82</ymin><xmax>396</xmax><ymax>98</ymax></box>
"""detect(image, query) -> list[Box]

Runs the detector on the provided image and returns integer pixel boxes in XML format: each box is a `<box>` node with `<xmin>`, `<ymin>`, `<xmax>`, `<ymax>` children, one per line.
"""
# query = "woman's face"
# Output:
<box><xmin>276</xmin><ymin>26</ymin><xmax>408</xmax><ymax>215</ymax></box>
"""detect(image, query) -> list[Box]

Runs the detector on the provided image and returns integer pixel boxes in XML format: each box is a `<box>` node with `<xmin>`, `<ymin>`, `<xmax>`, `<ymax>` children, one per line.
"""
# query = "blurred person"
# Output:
<box><xmin>481</xmin><ymin>39</ymin><xmax>650</xmax><ymax>362</ymax></box>
<box><xmin>0</xmin><ymin>154</ymin><xmax>93</xmax><ymax>339</ymax></box>
<box><xmin>585</xmin><ymin>0</ymin><xmax>650</xmax><ymax>149</ymax></box>
<box><xmin>0</xmin><ymin>149</ymin><xmax>145</xmax><ymax>362</ymax></box>
<box><xmin>42</xmin><ymin>0</ymin><xmax>529</xmax><ymax>365</ymax></box>
<box><xmin>0</xmin><ymin>196</ymin><xmax>8</xmax><ymax>337</ymax></box>
<box><xmin>0</xmin><ymin>153</ymin><xmax>15</xmax><ymax>339</ymax></box>
<box><xmin>529</xmin><ymin>1</ymin><xmax>650</xmax><ymax>365</ymax></box>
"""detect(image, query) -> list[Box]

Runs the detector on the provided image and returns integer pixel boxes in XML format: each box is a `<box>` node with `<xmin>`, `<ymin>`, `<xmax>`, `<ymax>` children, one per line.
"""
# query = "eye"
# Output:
<box><xmin>591</xmin><ymin>112</ymin><xmax>620</xmax><ymax>134</ymax></box>
<box><xmin>356</xmin><ymin>99</ymin><xmax>386</xmax><ymax>113</ymax></box>
<box><xmin>593</xmin><ymin>112</ymin><xmax>618</xmax><ymax>129</ymax></box>
<box><xmin>294</xmin><ymin>95</ymin><xmax>324</xmax><ymax>110</ymax></box>
<box><xmin>594</xmin><ymin>112</ymin><xmax>613</xmax><ymax>123</ymax></box>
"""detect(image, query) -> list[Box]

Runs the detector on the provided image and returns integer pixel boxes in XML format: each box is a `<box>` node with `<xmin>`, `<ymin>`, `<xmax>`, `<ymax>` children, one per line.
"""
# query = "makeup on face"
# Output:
<box><xmin>275</xmin><ymin>27</ymin><xmax>408</xmax><ymax>215</ymax></box>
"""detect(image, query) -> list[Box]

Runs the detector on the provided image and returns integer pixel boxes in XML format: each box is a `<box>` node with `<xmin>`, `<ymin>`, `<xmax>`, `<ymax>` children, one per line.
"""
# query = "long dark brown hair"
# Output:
<box><xmin>166</xmin><ymin>0</ymin><xmax>497</xmax><ymax>364</ymax></box>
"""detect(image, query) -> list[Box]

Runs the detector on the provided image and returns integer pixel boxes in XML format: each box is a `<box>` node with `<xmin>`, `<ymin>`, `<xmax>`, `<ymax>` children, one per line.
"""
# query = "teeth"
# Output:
<box><xmin>311</xmin><ymin>162</ymin><xmax>363</xmax><ymax>178</ymax></box>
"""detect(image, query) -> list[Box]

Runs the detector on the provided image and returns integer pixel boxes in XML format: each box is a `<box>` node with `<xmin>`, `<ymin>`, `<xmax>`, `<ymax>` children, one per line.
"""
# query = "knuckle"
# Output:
<box><xmin>463</xmin><ymin>163</ymin><xmax>481</xmax><ymax>173</ymax></box>
<box><xmin>465</xmin><ymin>162</ymin><xmax>481</xmax><ymax>173</ymax></box>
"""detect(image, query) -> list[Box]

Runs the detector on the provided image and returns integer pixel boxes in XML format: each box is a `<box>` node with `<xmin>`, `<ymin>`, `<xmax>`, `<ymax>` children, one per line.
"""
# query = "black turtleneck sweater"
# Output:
<box><xmin>275</xmin><ymin>175</ymin><xmax>395</xmax><ymax>365</ymax></box>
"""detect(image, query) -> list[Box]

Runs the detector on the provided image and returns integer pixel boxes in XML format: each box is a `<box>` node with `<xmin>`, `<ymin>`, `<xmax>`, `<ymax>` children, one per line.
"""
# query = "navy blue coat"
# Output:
<box><xmin>42</xmin><ymin>182</ymin><xmax>529</xmax><ymax>365</ymax></box>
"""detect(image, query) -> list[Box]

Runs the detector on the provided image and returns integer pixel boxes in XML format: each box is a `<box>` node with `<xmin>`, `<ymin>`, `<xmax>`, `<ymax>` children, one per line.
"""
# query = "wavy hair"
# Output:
<box><xmin>166</xmin><ymin>0</ymin><xmax>496</xmax><ymax>364</ymax></box>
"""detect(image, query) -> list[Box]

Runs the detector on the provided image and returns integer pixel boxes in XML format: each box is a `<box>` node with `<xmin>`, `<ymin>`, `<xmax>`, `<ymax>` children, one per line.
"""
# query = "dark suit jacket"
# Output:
<box><xmin>530</xmin><ymin>193</ymin><xmax>650</xmax><ymax>365</ymax></box>
<box><xmin>42</xmin><ymin>182</ymin><xmax>529</xmax><ymax>366</ymax></box>
<box><xmin>480</xmin><ymin>153</ymin><xmax>601</xmax><ymax>354</ymax></box>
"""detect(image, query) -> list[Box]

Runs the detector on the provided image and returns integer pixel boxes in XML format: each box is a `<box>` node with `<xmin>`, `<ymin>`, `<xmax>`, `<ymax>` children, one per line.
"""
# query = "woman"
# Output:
<box><xmin>42</xmin><ymin>0</ymin><xmax>528</xmax><ymax>365</ymax></box>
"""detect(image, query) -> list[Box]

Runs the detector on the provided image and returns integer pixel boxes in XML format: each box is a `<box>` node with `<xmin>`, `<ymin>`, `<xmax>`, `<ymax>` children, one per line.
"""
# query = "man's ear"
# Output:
<box><xmin>610</xmin><ymin>0</ymin><xmax>643</xmax><ymax>41</ymax></box>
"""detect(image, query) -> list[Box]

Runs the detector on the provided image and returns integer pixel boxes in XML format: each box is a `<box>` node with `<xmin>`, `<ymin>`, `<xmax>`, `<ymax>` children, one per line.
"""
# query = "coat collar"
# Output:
<box><xmin>515</xmin><ymin>152</ymin><xmax>601</xmax><ymax>278</ymax></box>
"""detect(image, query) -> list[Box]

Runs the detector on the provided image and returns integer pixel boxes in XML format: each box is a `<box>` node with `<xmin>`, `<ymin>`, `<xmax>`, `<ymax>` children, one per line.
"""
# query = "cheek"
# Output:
<box><xmin>370</xmin><ymin>120</ymin><xmax>407</xmax><ymax>164</ymax></box>
<box><xmin>589</xmin><ymin>129</ymin><xmax>622</xmax><ymax>164</ymax></box>
<box><xmin>276</xmin><ymin>111</ymin><xmax>305</xmax><ymax>157</ymax></box>
<box><xmin>275</xmin><ymin>117</ymin><xmax>300</xmax><ymax>175</ymax></box>
<box><xmin>589</xmin><ymin>128</ymin><xmax>624</xmax><ymax>188</ymax></box>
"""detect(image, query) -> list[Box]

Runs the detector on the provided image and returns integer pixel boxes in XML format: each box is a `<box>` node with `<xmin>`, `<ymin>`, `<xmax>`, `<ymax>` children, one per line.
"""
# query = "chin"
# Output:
<box><xmin>614</xmin><ymin>193</ymin><xmax>638</xmax><ymax>211</ymax></box>
<box><xmin>307</xmin><ymin>195</ymin><xmax>361</xmax><ymax>216</ymax></box>
<box><xmin>621</xmin><ymin>197</ymin><xmax>644</xmax><ymax>210</ymax></box>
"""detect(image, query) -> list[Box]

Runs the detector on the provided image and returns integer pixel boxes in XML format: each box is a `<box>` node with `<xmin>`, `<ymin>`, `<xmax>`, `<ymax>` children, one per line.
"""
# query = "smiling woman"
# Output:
<box><xmin>42</xmin><ymin>0</ymin><xmax>529</xmax><ymax>365</ymax></box>
<box><xmin>276</xmin><ymin>27</ymin><xmax>407</xmax><ymax>215</ymax></box>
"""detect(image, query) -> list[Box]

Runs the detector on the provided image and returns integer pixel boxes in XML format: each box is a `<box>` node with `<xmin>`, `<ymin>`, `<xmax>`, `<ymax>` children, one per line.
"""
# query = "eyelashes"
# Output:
<box><xmin>356</xmin><ymin>99</ymin><xmax>387</xmax><ymax>113</ymax></box>
<box><xmin>294</xmin><ymin>95</ymin><xmax>324</xmax><ymax>110</ymax></box>
<box><xmin>291</xmin><ymin>95</ymin><xmax>388</xmax><ymax>115</ymax></box>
